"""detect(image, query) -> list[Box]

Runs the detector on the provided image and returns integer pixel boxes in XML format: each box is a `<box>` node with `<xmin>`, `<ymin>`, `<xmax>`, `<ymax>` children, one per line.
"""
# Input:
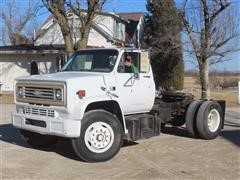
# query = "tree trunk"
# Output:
<box><xmin>63</xmin><ymin>33</ymin><xmax>74</xmax><ymax>57</ymax></box>
<box><xmin>58</xmin><ymin>22</ymin><xmax>74</xmax><ymax>57</ymax></box>
<box><xmin>199</xmin><ymin>58</ymin><xmax>210</xmax><ymax>99</ymax></box>
<box><xmin>77</xmin><ymin>24</ymin><xmax>91</xmax><ymax>50</ymax></box>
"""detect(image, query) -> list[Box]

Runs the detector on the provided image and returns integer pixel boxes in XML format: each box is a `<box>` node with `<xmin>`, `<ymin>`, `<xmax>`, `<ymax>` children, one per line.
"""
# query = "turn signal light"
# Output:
<box><xmin>76</xmin><ymin>90</ymin><xmax>86</xmax><ymax>97</ymax></box>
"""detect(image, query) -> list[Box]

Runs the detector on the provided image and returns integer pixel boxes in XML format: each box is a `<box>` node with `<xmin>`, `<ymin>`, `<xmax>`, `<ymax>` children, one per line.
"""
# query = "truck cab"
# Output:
<box><xmin>12</xmin><ymin>48</ymin><xmax>156</xmax><ymax>161</ymax></box>
<box><xmin>12</xmin><ymin>48</ymin><xmax>225</xmax><ymax>162</ymax></box>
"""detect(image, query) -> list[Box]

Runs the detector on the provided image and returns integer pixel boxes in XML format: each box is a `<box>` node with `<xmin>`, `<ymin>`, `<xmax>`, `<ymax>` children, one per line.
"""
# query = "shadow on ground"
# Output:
<box><xmin>0</xmin><ymin>123</ymin><xmax>138</xmax><ymax>161</ymax></box>
<box><xmin>161</xmin><ymin>126</ymin><xmax>193</xmax><ymax>138</ymax></box>
<box><xmin>157</xmin><ymin>123</ymin><xmax>240</xmax><ymax>147</ymax></box>
<box><xmin>220</xmin><ymin>130</ymin><xmax>240</xmax><ymax>147</ymax></box>
<box><xmin>0</xmin><ymin>118</ymin><xmax>239</xmax><ymax>161</ymax></box>
<box><xmin>0</xmin><ymin>123</ymin><xmax>81</xmax><ymax>161</ymax></box>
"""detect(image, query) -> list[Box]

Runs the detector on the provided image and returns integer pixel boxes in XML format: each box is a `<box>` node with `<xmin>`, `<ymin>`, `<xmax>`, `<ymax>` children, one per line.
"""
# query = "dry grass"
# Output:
<box><xmin>184</xmin><ymin>76</ymin><xmax>239</xmax><ymax>107</ymax></box>
<box><xmin>184</xmin><ymin>76</ymin><xmax>200</xmax><ymax>89</ymax></box>
<box><xmin>184</xmin><ymin>89</ymin><xmax>239</xmax><ymax>107</ymax></box>
<box><xmin>0</xmin><ymin>92</ymin><xmax>14</xmax><ymax>104</ymax></box>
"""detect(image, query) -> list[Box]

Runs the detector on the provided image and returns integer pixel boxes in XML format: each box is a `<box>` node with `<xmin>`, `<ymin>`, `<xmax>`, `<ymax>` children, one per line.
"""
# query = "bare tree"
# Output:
<box><xmin>0</xmin><ymin>0</ymin><xmax>38</xmax><ymax>45</ymax></box>
<box><xmin>179</xmin><ymin>0</ymin><xmax>239</xmax><ymax>99</ymax></box>
<box><xmin>42</xmin><ymin>0</ymin><xmax>74</xmax><ymax>56</ymax></box>
<box><xmin>42</xmin><ymin>0</ymin><xmax>106</xmax><ymax>56</ymax></box>
<box><xmin>69</xmin><ymin>0</ymin><xmax>106</xmax><ymax>49</ymax></box>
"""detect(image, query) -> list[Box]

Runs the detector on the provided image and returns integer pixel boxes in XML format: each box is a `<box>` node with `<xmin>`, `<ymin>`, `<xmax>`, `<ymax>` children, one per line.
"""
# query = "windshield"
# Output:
<box><xmin>62</xmin><ymin>49</ymin><xmax>118</xmax><ymax>72</ymax></box>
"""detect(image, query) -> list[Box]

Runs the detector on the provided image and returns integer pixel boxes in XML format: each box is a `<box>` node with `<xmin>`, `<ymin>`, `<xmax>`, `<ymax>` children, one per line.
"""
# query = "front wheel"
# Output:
<box><xmin>72</xmin><ymin>110</ymin><xmax>123</xmax><ymax>162</ymax></box>
<box><xmin>196</xmin><ymin>101</ymin><xmax>223</xmax><ymax>140</ymax></box>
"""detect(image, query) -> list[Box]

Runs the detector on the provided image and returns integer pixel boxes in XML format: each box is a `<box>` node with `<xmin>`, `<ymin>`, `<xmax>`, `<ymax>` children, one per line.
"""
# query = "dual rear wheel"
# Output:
<box><xmin>186</xmin><ymin>101</ymin><xmax>223</xmax><ymax>139</ymax></box>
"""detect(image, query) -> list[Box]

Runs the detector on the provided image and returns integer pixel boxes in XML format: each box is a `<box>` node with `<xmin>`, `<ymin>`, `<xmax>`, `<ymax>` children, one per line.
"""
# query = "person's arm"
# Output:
<box><xmin>130</xmin><ymin>64</ymin><xmax>139</xmax><ymax>74</ymax></box>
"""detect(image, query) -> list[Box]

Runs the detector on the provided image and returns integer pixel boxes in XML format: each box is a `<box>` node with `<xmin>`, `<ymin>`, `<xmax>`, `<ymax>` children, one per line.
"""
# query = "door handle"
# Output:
<box><xmin>143</xmin><ymin>75</ymin><xmax>151</xmax><ymax>78</ymax></box>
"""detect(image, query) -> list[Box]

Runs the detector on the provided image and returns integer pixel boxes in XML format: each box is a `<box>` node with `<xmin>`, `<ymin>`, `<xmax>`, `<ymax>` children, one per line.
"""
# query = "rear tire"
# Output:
<box><xmin>185</xmin><ymin>100</ymin><xmax>203</xmax><ymax>138</ymax></box>
<box><xmin>196</xmin><ymin>101</ymin><xmax>223</xmax><ymax>140</ymax></box>
<box><xmin>20</xmin><ymin>129</ymin><xmax>58</xmax><ymax>148</ymax></box>
<box><xmin>71</xmin><ymin>110</ymin><xmax>123</xmax><ymax>162</ymax></box>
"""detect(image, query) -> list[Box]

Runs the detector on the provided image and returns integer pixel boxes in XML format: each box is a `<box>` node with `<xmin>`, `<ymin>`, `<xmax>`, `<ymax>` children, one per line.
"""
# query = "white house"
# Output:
<box><xmin>0</xmin><ymin>11</ymin><xmax>144</xmax><ymax>91</ymax></box>
<box><xmin>35</xmin><ymin>11</ymin><xmax>127</xmax><ymax>47</ymax></box>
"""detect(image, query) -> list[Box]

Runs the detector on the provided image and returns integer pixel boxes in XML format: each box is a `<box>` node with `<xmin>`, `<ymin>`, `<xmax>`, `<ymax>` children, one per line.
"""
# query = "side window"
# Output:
<box><xmin>117</xmin><ymin>52</ymin><xmax>140</xmax><ymax>73</ymax></box>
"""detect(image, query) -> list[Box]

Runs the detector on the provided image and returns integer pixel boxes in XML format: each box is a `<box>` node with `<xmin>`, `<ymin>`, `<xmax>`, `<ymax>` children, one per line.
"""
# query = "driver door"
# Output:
<box><xmin>115</xmin><ymin>51</ymin><xmax>154</xmax><ymax>114</ymax></box>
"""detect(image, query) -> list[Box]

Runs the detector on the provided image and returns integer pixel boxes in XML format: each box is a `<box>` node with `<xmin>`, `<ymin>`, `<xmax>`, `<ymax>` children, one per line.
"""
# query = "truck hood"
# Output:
<box><xmin>15</xmin><ymin>72</ymin><xmax>109</xmax><ymax>82</ymax></box>
<box><xmin>15</xmin><ymin>71</ymin><xmax>116</xmax><ymax>112</ymax></box>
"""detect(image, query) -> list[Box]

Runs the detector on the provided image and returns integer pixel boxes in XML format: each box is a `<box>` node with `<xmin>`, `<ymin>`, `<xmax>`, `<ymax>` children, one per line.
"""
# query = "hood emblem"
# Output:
<box><xmin>33</xmin><ymin>90</ymin><xmax>42</xmax><ymax>96</ymax></box>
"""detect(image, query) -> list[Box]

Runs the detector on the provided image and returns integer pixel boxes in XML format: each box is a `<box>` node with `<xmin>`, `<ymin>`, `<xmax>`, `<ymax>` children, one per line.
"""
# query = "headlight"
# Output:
<box><xmin>18</xmin><ymin>87</ymin><xmax>23</xmax><ymax>97</ymax></box>
<box><xmin>55</xmin><ymin>89</ymin><xmax>62</xmax><ymax>100</ymax></box>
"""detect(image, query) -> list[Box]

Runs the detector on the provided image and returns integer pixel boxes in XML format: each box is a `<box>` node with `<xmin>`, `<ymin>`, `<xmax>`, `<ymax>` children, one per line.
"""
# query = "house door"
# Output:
<box><xmin>31</xmin><ymin>61</ymin><xmax>39</xmax><ymax>75</ymax></box>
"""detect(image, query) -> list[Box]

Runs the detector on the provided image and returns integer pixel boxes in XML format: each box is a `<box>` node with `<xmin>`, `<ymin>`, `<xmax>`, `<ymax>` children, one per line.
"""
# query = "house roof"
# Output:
<box><xmin>0</xmin><ymin>44</ymin><xmax>121</xmax><ymax>54</ymax></box>
<box><xmin>35</xmin><ymin>15</ymin><xmax>55</xmax><ymax>40</ymax></box>
<box><xmin>118</xmin><ymin>12</ymin><xmax>144</xmax><ymax>42</ymax></box>
<box><xmin>118</xmin><ymin>12</ymin><xmax>144</xmax><ymax>22</ymax></box>
<box><xmin>35</xmin><ymin>10</ymin><xmax>128</xmax><ymax>40</ymax></box>
<box><xmin>80</xmin><ymin>9</ymin><xmax>128</xmax><ymax>22</ymax></box>
<box><xmin>0</xmin><ymin>44</ymin><xmax>65</xmax><ymax>54</ymax></box>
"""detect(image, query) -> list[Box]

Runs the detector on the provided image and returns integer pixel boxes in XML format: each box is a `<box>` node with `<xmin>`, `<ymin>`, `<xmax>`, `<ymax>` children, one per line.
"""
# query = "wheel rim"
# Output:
<box><xmin>84</xmin><ymin>122</ymin><xmax>114</xmax><ymax>153</ymax></box>
<box><xmin>207</xmin><ymin>109</ymin><xmax>220</xmax><ymax>132</ymax></box>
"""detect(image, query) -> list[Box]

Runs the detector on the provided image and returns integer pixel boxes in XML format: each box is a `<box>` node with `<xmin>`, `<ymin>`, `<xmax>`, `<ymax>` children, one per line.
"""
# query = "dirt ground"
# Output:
<box><xmin>0</xmin><ymin>104</ymin><xmax>239</xmax><ymax>180</ymax></box>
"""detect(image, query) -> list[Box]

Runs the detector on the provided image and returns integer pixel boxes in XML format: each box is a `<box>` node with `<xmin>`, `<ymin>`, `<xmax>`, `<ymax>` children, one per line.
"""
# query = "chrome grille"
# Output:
<box><xmin>25</xmin><ymin>107</ymin><xmax>55</xmax><ymax>117</ymax></box>
<box><xmin>16</xmin><ymin>82</ymin><xmax>65</xmax><ymax>106</ymax></box>
<box><xmin>24</xmin><ymin>87</ymin><xmax>54</xmax><ymax>99</ymax></box>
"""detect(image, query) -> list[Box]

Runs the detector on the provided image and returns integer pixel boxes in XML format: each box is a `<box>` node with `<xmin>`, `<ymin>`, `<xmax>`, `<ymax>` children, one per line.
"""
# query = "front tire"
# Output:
<box><xmin>196</xmin><ymin>101</ymin><xmax>223</xmax><ymax>140</ymax></box>
<box><xmin>72</xmin><ymin>110</ymin><xmax>123</xmax><ymax>162</ymax></box>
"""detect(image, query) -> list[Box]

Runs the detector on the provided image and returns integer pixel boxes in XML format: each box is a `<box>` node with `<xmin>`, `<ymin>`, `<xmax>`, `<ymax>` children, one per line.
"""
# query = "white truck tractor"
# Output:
<box><xmin>12</xmin><ymin>48</ymin><xmax>225</xmax><ymax>162</ymax></box>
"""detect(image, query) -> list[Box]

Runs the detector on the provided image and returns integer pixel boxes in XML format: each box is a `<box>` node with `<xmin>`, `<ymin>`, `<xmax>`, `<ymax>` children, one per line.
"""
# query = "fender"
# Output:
<box><xmin>71</xmin><ymin>95</ymin><xmax>128</xmax><ymax>134</ymax></box>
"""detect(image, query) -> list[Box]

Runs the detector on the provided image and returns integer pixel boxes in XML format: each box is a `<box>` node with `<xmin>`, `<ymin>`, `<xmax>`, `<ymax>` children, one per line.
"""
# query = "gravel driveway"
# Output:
<box><xmin>1</xmin><ymin>104</ymin><xmax>239</xmax><ymax>179</ymax></box>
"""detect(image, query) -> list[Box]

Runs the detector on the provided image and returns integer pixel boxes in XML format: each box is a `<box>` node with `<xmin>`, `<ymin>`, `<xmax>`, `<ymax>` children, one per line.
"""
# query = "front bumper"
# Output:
<box><xmin>12</xmin><ymin>112</ymin><xmax>81</xmax><ymax>138</ymax></box>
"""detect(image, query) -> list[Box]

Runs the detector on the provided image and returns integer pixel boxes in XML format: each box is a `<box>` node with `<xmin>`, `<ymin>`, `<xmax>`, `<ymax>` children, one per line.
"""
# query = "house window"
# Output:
<box><xmin>68</xmin><ymin>18</ymin><xmax>82</xmax><ymax>40</ymax></box>
<box><xmin>114</xmin><ymin>20</ymin><xmax>123</xmax><ymax>40</ymax></box>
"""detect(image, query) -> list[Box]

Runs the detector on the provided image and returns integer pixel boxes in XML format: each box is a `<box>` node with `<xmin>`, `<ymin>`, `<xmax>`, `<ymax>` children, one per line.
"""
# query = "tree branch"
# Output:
<box><xmin>209</xmin><ymin>2</ymin><xmax>230</xmax><ymax>23</ymax></box>
<box><xmin>179</xmin><ymin>0</ymin><xmax>201</xmax><ymax>63</ymax></box>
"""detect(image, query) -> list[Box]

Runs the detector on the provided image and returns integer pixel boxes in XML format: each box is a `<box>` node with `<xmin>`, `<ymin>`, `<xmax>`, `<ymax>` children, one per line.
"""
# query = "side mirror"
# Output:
<box><xmin>140</xmin><ymin>51</ymin><xmax>150</xmax><ymax>73</ymax></box>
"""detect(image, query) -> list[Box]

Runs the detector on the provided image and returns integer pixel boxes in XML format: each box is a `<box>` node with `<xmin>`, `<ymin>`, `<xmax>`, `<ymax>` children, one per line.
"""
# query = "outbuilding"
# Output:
<box><xmin>0</xmin><ymin>44</ymin><xmax>65</xmax><ymax>91</ymax></box>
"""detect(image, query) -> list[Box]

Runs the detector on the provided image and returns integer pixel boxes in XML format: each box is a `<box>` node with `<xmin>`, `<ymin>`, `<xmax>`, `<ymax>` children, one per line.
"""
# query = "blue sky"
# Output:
<box><xmin>0</xmin><ymin>0</ymin><xmax>239</xmax><ymax>72</ymax></box>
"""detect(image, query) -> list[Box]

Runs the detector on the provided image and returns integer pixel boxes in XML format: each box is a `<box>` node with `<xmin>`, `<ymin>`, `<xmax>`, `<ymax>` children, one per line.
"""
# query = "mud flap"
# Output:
<box><xmin>217</xmin><ymin>100</ymin><xmax>226</xmax><ymax>129</ymax></box>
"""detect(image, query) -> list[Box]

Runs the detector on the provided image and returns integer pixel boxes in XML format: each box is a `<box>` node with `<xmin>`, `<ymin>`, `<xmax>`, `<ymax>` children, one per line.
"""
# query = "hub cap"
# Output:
<box><xmin>207</xmin><ymin>109</ymin><xmax>220</xmax><ymax>132</ymax></box>
<box><xmin>84</xmin><ymin>122</ymin><xmax>114</xmax><ymax>153</ymax></box>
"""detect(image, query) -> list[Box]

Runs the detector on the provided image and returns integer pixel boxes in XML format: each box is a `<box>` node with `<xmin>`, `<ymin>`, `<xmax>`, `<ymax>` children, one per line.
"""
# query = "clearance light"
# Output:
<box><xmin>76</xmin><ymin>90</ymin><xmax>86</xmax><ymax>98</ymax></box>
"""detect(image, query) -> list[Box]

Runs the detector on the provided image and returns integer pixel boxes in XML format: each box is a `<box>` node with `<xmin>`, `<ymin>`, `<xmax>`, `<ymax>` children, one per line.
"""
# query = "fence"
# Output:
<box><xmin>182</xmin><ymin>86</ymin><xmax>239</xmax><ymax>106</ymax></box>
